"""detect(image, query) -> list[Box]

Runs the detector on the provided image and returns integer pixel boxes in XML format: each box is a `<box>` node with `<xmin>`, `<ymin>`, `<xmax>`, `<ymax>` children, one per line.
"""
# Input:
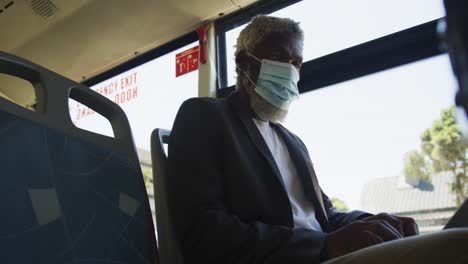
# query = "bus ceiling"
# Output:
<box><xmin>0</xmin><ymin>0</ymin><xmax>257</xmax><ymax>104</ymax></box>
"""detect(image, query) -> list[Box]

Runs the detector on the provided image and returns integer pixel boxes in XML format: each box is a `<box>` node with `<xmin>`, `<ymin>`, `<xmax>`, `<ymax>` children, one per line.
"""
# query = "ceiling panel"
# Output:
<box><xmin>0</xmin><ymin>0</ymin><xmax>257</xmax><ymax>104</ymax></box>
<box><xmin>0</xmin><ymin>0</ymin><xmax>93</xmax><ymax>52</ymax></box>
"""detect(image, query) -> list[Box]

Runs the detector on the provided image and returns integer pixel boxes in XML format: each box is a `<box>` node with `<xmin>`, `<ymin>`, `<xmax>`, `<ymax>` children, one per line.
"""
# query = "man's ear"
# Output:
<box><xmin>236</xmin><ymin>50</ymin><xmax>249</xmax><ymax>72</ymax></box>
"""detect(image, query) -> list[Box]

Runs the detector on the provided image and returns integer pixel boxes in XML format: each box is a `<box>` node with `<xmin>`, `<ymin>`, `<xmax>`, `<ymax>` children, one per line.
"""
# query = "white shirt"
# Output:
<box><xmin>253</xmin><ymin>118</ymin><xmax>322</xmax><ymax>231</ymax></box>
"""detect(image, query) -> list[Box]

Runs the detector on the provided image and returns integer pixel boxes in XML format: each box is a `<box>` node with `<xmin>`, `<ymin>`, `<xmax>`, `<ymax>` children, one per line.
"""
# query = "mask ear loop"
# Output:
<box><xmin>235</xmin><ymin>65</ymin><xmax>269</xmax><ymax>122</ymax></box>
<box><xmin>247</xmin><ymin>52</ymin><xmax>262</xmax><ymax>63</ymax></box>
<box><xmin>236</xmin><ymin>65</ymin><xmax>257</xmax><ymax>88</ymax></box>
<box><xmin>236</xmin><ymin>52</ymin><xmax>261</xmax><ymax>87</ymax></box>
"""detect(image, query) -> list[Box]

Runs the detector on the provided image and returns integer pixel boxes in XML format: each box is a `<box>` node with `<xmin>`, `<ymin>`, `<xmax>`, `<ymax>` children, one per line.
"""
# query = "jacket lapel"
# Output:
<box><xmin>227</xmin><ymin>93</ymin><xmax>286</xmax><ymax>190</ymax></box>
<box><xmin>273</xmin><ymin>124</ymin><xmax>331</xmax><ymax>232</ymax></box>
<box><xmin>227</xmin><ymin>92</ymin><xmax>330</xmax><ymax>231</ymax></box>
<box><xmin>240</xmin><ymin>117</ymin><xmax>287</xmax><ymax>188</ymax></box>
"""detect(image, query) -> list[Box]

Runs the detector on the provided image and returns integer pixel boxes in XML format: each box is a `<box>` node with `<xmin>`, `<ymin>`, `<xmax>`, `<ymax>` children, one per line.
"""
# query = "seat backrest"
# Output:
<box><xmin>0</xmin><ymin>51</ymin><xmax>158</xmax><ymax>264</ymax></box>
<box><xmin>0</xmin><ymin>90</ymin><xmax>15</xmax><ymax>103</ymax></box>
<box><xmin>151</xmin><ymin>128</ymin><xmax>184</xmax><ymax>264</ymax></box>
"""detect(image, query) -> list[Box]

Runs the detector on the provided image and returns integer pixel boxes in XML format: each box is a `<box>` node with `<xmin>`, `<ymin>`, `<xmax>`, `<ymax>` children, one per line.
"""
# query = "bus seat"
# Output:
<box><xmin>0</xmin><ymin>90</ymin><xmax>16</xmax><ymax>103</ymax></box>
<box><xmin>0</xmin><ymin>51</ymin><xmax>158</xmax><ymax>264</ymax></box>
<box><xmin>151</xmin><ymin>128</ymin><xmax>184</xmax><ymax>264</ymax></box>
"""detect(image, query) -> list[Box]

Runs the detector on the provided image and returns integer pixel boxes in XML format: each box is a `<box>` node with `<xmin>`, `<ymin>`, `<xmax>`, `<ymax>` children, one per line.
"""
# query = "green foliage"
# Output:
<box><xmin>405</xmin><ymin>106</ymin><xmax>468</xmax><ymax>206</ymax></box>
<box><xmin>331</xmin><ymin>197</ymin><xmax>349</xmax><ymax>212</ymax></box>
<box><xmin>404</xmin><ymin>150</ymin><xmax>431</xmax><ymax>182</ymax></box>
<box><xmin>141</xmin><ymin>167</ymin><xmax>153</xmax><ymax>190</ymax></box>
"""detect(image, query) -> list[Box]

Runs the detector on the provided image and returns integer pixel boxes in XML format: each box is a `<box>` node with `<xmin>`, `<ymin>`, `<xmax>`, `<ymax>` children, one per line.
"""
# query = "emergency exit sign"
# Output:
<box><xmin>175</xmin><ymin>46</ymin><xmax>199</xmax><ymax>77</ymax></box>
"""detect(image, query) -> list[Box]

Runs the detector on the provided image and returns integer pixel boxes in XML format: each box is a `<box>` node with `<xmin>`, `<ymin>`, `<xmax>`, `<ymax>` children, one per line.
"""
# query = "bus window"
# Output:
<box><xmin>69</xmin><ymin>98</ymin><xmax>114</xmax><ymax>138</ymax></box>
<box><xmin>283</xmin><ymin>54</ymin><xmax>458</xmax><ymax>233</ymax></box>
<box><xmin>224</xmin><ymin>0</ymin><xmax>445</xmax><ymax>87</ymax></box>
<box><xmin>69</xmin><ymin>42</ymin><xmax>199</xmax><ymax>150</ymax></box>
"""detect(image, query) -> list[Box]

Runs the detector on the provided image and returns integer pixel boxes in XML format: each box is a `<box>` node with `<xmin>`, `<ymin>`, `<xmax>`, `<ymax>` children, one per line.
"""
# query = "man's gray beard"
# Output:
<box><xmin>238</xmin><ymin>75</ymin><xmax>288</xmax><ymax>123</ymax></box>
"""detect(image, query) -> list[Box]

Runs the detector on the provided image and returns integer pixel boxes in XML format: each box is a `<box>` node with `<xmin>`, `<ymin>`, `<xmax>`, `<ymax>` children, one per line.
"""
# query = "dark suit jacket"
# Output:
<box><xmin>167</xmin><ymin>92</ymin><xmax>370</xmax><ymax>264</ymax></box>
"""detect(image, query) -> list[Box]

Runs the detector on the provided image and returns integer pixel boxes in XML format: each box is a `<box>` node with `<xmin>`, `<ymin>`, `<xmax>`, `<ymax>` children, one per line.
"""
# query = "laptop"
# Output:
<box><xmin>444</xmin><ymin>199</ymin><xmax>468</xmax><ymax>229</ymax></box>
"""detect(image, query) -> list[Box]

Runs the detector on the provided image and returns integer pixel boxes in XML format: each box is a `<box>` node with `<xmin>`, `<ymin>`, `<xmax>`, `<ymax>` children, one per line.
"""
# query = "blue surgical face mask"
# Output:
<box><xmin>242</xmin><ymin>53</ymin><xmax>300</xmax><ymax>110</ymax></box>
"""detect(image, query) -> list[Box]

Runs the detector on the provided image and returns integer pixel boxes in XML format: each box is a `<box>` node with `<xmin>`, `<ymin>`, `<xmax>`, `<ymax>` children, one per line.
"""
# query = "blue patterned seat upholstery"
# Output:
<box><xmin>0</xmin><ymin>52</ymin><xmax>157</xmax><ymax>264</ymax></box>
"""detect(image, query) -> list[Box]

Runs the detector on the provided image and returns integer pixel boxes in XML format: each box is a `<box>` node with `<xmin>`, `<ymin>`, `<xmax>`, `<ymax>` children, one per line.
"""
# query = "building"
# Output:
<box><xmin>361</xmin><ymin>172</ymin><xmax>458</xmax><ymax>233</ymax></box>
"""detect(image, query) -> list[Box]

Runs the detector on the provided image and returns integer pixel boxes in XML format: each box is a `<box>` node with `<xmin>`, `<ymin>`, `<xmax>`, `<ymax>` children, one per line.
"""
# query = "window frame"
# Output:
<box><xmin>215</xmin><ymin>0</ymin><xmax>445</xmax><ymax>97</ymax></box>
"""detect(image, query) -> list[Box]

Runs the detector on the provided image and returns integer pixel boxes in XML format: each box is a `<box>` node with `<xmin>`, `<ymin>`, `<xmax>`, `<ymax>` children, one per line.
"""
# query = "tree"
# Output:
<box><xmin>404</xmin><ymin>150</ymin><xmax>431</xmax><ymax>183</ymax></box>
<box><xmin>331</xmin><ymin>197</ymin><xmax>349</xmax><ymax>212</ymax></box>
<box><xmin>404</xmin><ymin>107</ymin><xmax>468</xmax><ymax>205</ymax></box>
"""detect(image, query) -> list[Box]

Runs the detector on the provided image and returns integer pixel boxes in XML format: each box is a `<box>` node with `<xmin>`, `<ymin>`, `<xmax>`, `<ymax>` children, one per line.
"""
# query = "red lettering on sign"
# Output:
<box><xmin>176</xmin><ymin>46</ymin><xmax>199</xmax><ymax>77</ymax></box>
<box><xmin>74</xmin><ymin>71</ymin><xmax>140</xmax><ymax>121</ymax></box>
<box><xmin>133</xmin><ymin>86</ymin><xmax>138</xmax><ymax>98</ymax></box>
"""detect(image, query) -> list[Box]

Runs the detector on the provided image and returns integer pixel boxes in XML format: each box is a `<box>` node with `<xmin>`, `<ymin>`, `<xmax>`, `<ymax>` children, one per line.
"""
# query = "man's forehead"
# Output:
<box><xmin>253</xmin><ymin>32</ymin><xmax>303</xmax><ymax>52</ymax></box>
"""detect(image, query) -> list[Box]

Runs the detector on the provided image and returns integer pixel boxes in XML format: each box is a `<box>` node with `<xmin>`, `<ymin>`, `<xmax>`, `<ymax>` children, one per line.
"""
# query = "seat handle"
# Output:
<box><xmin>0</xmin><ymin>51</ymin><xmax>135</xmax><ymax>149</ymax></box>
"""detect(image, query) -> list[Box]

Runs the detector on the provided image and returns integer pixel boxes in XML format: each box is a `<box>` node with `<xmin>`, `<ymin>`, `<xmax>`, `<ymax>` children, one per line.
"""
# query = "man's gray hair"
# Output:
<box><xmin>235</xmin><ymin>15</ymin><xmax>304</xmax><ymax>56</ymax></box>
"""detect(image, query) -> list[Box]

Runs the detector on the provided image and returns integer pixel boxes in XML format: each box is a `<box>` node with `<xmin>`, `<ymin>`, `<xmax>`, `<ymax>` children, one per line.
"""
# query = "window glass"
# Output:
<box><xmin>225</xmin><ymin>0</ymin><xmax>445</xmax><ymax>87</ymax></box>
<box><xmin>283</xmin><ymin>55</ymin><xmax>461</xmax><ymax>233</ymax></box>
<box><xmin>69</xmin><ymin>42</ymin><xmax>199</xmax><ymax>152</ymax></box>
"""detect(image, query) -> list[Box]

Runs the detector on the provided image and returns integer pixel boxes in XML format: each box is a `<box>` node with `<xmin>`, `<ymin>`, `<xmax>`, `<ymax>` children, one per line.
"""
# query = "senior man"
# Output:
<box><xmin>167</xmin><ymin>15</ymin><xmax>468</xmax><ymax>264</ymax></box>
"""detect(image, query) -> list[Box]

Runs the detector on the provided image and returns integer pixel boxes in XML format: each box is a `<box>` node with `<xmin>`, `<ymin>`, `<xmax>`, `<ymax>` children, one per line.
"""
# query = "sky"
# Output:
<box><xmin>71</xmin><ymin>0</ymin><xmax>458</xmax><ymax>211</ymax></box>
<box><xmin>283</xmin><ymin>55</ymin><xmax>456</xmax><ymax>210</ymax></box>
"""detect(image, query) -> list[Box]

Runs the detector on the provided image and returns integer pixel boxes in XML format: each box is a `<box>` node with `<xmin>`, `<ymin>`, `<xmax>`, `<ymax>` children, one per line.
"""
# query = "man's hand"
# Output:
<box><xmin>323</xmin><ymin>220</ymin><xmax>403</xmax><ymax>260</ymax></box>
<box><xmin>361</xmin><ymin>213</ymin><xmax>419</xmax><ymax>237</ymax></box>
